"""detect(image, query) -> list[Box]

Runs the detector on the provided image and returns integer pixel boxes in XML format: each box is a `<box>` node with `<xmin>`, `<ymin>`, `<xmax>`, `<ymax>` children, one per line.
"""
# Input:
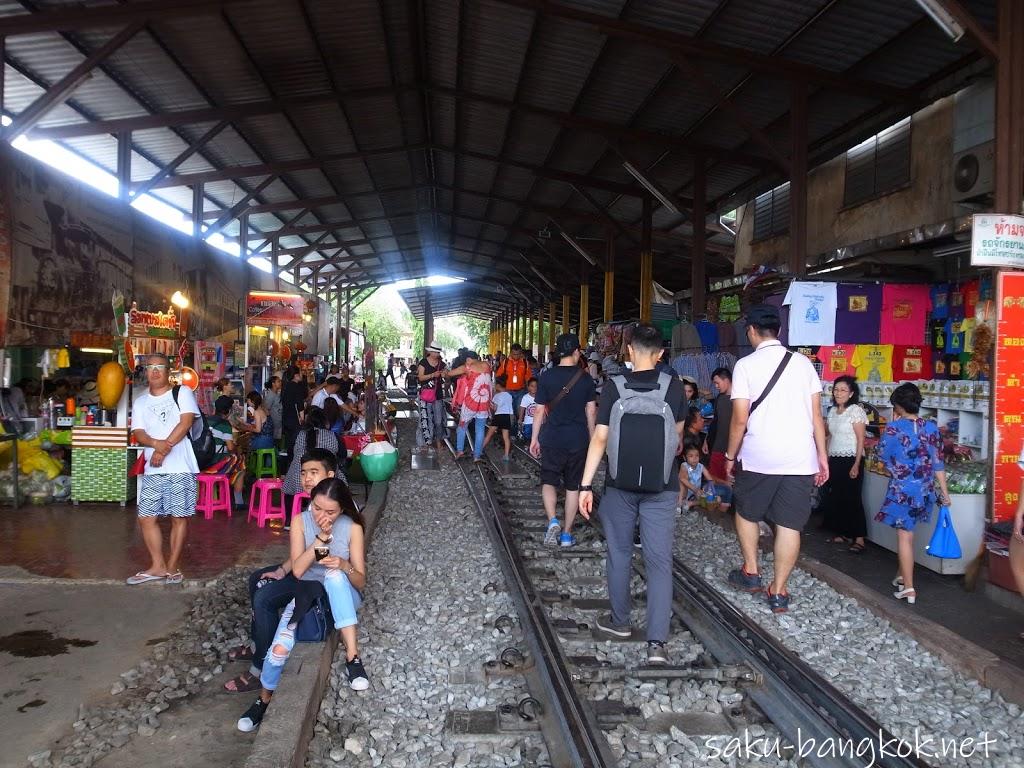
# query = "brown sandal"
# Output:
<box><xmin>227</xmin><ymin>645</ymin><xmax>255</xmax><ymax>662</ymax></box>
<box><xmin>223</xmin><ymin>672</ymin><xmax>261</xmax><ymax>693</ymax></box>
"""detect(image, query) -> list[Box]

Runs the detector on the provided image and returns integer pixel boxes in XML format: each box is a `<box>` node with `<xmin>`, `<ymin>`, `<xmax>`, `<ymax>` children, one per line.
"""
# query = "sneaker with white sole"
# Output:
<box><xmin>543</xmin><ymin>519</ymin><xmax>561</xmax><ymax>546</ymax></box>
<box><xmin>346</xmin><ymin>656</ymin><xmax>370</xmax><ymax>691</ymax></box>
<box><xmin>559</xmin><ymin>532</ymin><xmax>577</xmax><ymax>548</ymax></box>
<box><xmin>237</xmin><ymin>697</ymin><xmax>269</xmax><ymax>732</ymax></box>
<box><xmin>594</xmin><ymin>613</ymin><xmax>632</xmax><ymax>638</ymax></box>
<box><xmin>646</xmin><ymin>641</ymin><xmax>669</xmax><ymax>665</ymax></box>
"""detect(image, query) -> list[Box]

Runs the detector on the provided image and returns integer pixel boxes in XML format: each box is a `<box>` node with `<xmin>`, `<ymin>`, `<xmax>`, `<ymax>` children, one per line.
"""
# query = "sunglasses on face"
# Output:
<box><xmin>145</xmin><ymin>364</ymin><xmax>168</xmax><ymax>371</ymax></box>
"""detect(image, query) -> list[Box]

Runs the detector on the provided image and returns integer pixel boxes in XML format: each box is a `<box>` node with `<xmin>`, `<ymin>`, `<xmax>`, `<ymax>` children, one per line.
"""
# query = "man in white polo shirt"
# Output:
<box><xmin>724</xmin><ymin>304</ymin><xmax>828</xmax><ymax>613</ymax></box>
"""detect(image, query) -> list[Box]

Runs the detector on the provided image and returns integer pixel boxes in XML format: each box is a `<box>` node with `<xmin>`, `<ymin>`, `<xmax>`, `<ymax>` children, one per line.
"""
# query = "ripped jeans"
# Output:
<box><xmin>259</xmin><ymin>571</ymin><xmax>362</xmax><ymax>691</ymax></box>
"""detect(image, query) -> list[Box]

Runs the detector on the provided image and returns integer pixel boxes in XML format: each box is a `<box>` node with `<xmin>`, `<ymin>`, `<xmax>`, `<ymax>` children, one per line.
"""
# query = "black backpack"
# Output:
<box><xmin>172</xmin><ymin>385</ymin><xmax>217</xmax><ymax>470</ymax></box>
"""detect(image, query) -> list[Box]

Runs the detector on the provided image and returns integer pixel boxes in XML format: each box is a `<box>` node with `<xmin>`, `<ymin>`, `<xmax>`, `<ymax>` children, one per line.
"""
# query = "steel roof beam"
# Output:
<box><xmin>130</xmin><ymin>120</ymin><xmax>229</xmax><ymax>199</ymax></box>
<box><xmin>0</xmin><ymin>0</ymin><xmax>248</xmax><ymax>36</ymax></box>
<box><xmin>4</xmin><ymin>21</ymin><xmax>146</xmax><ymax>141</ymax></box>
<box><xmin>491</xmin><ymin>0</ymin><xmax>913</xmax><ymax>103</ymax></box>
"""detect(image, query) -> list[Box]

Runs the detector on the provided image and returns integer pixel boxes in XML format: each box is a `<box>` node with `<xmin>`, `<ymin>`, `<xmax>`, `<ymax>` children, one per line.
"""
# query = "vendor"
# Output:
<box><xmin>79</xmin><ymin>380</ymin><xmax>100</xmax><ymax>407</ymax></box>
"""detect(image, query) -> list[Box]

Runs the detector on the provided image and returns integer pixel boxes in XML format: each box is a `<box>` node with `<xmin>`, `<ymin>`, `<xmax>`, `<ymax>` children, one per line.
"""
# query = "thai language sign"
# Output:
<box><xmin>992</xmin><ymin>271</ymin><xmax>1024</xmax><ymax>522</ymax></box>
<box><xmin>245</xmin><ymin>291</ymin><xmax>304</xmax><ymax>327</ymax></box>
<box><xmin>972</xmin><ymin>213</ymin><xmax>1024</xmax><ymax>268</ymax></box>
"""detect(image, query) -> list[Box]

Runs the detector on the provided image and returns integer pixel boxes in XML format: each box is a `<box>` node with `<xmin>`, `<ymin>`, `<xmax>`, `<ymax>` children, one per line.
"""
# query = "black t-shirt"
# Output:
<box><xmin>597</xmin><ymin>369</ymin><xmax>687</xmax><ymax>492</ymax></box>
<box><xmin>534</xmin><ymin>365</ymin><xmax>597</xmax><ymax>451</ymax></box>
<box><xmin>281</xmin><ymin>379</ymin><xmax>308</xmax><ymax>429</ymax></box>
<box><xmin>418</xmin><ymin>358</ymin><xmax>441</xmax><ymax>391</ymax></box>
<box><xmin>707</xmin><ymin>392</ymin><xmax>733</xmax><ymax>454</ymax></box>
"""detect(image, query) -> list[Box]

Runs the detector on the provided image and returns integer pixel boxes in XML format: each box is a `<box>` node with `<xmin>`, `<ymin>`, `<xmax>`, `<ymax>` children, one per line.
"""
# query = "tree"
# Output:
<box><xmin>434</xmin><ymin>328</ymin><xmax>463</xmax><ymax>357</ymax></box>
<box><xmin>456</xmin><ymin>317</ymin><xmax>491</xmax><ymax>351</ymax></box>
<box><xmin>352</xmin><ymin>291</ymin><xmax>407</xmax><ymax>352</ymax></box>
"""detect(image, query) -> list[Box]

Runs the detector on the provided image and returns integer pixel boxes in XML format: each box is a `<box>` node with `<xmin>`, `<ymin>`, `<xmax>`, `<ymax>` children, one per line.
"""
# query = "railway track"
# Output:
<box><xmin>444</xmin><ymin>433</ymin><xmax>934</xmax><ymax>768</ymax></box>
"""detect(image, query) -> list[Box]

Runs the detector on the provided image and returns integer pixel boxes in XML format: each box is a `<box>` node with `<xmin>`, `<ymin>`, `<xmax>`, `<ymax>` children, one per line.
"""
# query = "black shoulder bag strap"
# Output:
<box><xmin>749</xmin><ymin>351</ymin><xmax>793</xmax><ymax>415</ymax></box>
<box><xmin>546</xmin><ymin>368</ymin><xmax>586</xmax><ymax>413</ymax></box>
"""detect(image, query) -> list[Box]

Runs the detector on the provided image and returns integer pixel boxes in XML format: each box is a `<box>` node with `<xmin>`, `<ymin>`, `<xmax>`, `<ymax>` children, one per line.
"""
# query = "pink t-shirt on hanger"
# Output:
<box><xmin>879</xmin><ymin>284</ymin><xmax>931</xmax><ymax>345</ymax></box>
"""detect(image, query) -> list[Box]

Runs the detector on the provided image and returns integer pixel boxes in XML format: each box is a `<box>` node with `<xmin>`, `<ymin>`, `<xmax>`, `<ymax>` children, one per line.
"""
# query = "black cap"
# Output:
<box><xmin>555</xmin><ymin>333</ymin><xmax>581</xmax><ymax>358</ymax></box>
<box><xmin>745</xmin><ymin>303</ymin><xmax>781</xmax><ymax>330</ymax></box>
<box><xmin>214</xmin><ymin>395</ymin><xmax>234</xmax><ymax>415</ymax></box>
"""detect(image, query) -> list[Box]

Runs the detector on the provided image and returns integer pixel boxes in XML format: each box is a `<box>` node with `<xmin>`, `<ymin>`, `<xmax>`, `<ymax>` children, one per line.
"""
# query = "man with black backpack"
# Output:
<box><xmin>578</xmin><ymin>323</ymin><xmax>687</xmax><ymax>665</ymax></box>
<box><xmin>127</xmin><ymin>353</ymin><xmax>201</xmax><ymax>586</ymax></box>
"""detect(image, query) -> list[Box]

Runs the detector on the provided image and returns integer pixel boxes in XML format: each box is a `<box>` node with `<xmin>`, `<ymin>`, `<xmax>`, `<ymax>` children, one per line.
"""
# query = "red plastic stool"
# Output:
<box><xmin>248</xmin><ymin>478</ymin><xmax>285</xmax><ymax>528</ymax></box>
<box><xmin>291</xmin><ymin>492</ymin><xmax>310</xmax><ymax>521</ymax></box>
<box><xmin>196</xmin><ymin>474</ymin><xmax>232</xmax><ymax>519</ymax></box>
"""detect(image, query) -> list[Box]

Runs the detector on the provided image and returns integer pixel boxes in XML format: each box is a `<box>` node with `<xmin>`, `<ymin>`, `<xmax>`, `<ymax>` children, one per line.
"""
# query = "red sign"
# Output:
<box><xmin>246</xmin><ymin>292</ymin><xmax>304</xmax><ymax>327</ymax></box>
<box><xmin>992</xmin><ymin>271</ymin><xmax>1024</xmax><ymax>522</ymax></box>
<box><xmin>127</xmin><ymin>302</ymin><xmax>179</xmax><ymax>338</ymax></box>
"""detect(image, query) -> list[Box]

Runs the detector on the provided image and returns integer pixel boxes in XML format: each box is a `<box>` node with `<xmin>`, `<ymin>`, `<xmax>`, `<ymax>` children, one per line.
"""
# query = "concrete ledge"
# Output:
<box><xmin>245</xmin><ymin>479</ymin><xmax>389</xmax><ymax>768</ymax></box>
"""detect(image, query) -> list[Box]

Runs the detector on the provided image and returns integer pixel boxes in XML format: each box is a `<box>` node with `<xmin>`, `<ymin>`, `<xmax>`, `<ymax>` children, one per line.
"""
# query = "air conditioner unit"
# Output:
<box><xmin>952</xmin><ymin>140</ymin><xmax>994</xmax><ymax>203</ymax></box>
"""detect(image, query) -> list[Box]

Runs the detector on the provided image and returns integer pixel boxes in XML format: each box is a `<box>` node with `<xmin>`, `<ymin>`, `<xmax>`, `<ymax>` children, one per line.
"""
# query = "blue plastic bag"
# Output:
<box><xmin>926</xmin><ymin>505</ymin><xmax>962</xmax><ymax>559</ymax></box>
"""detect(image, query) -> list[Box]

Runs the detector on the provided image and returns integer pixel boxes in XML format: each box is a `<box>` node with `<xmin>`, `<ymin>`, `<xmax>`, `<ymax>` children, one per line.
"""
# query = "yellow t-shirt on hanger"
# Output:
<box><xmin>851</xmin><ymin>344</ymin><xmax>894</xmax><ymax>383</ymax></box>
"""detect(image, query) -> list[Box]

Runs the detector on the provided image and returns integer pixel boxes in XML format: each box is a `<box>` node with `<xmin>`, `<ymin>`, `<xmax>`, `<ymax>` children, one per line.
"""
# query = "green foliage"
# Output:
<box><xmin>456</xmin><ymin>317</ymin><xmax>491</xmax><ymax>351</ymax></box>
<box><xmin>352</xmin><ymin>290</ymin><xmax>406</xmax><ymax>352</ymax></box>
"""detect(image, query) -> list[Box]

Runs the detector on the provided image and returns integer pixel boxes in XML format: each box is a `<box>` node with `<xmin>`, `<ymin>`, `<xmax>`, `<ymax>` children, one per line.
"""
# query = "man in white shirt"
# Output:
<box><xmin>725</xmin><ymin>305</ymin><xmax>828</xmax><ymax>614</ymax></box>
<box><xmin>310</xmin><ymin>377</ymin><xmax>343</xmax><ymax>409</ymax></box>
<box><xmin>128</xmin><ymin>353</ymin><xmax>201</xmax><ymax>586</ymax></box>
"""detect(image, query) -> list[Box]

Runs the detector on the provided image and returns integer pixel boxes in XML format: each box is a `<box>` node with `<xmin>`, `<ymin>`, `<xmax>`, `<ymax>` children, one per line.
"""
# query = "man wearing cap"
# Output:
<box><xmin>725</xmin><ymin>304</ymin><xmax>829</xmax><ymax>613</ymax></box>
<box><xmin>530</xmin><ymin>333</ymin><xmax>597</xmax><ymax>548</ymax></box>
<box><xmin>416</xmin><ymin>342</ymin><xmax>447</xmax><ymax>453</ymax></box>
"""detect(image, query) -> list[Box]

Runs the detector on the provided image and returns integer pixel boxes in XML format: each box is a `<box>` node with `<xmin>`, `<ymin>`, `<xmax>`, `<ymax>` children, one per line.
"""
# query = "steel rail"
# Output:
<box><xmin>447</xmin><ymin>441</ymin><xmax>619</xmax><ymax>768</ymax></box>
<box><xmin>508</xmin><ymin>442</ymin><xmax>932</xmax><ymax>768</ymax></box>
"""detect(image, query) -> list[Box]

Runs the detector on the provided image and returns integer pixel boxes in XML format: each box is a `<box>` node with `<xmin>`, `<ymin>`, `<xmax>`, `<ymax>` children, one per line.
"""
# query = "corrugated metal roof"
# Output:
<box><xmin>0</xmin><ymin>0</ymin><xmax>996</xmax><ymax>315</ymax></box>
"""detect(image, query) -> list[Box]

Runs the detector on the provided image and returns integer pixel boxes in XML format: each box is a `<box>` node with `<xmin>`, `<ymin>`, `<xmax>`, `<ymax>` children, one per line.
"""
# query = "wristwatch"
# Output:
<box><xmin>579</xmin><ymin>485</ymin><xmax>593</xmax><ymax>492</ymax></box>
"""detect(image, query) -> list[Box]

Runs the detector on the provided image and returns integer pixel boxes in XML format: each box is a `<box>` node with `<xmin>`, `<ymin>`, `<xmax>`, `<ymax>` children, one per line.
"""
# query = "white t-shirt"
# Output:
<box><xmin>134</xmin><ymin>386</ymin><xmax>201</xmax><ymax>475</ymax></box>
<box><xmin>310</xmin><ymin>389</ymin><xmax>343</xmax><ymax>409</ymax></box>
<box><xmin>492</xmin><ymin>391</ymin><xmax>514</xmax><ymax>416</ymax></box>
<box><xmin>520</xmin><ymin>393</ymin><xmax>537</xmax><ymax>425</ymax></box>
<box><xmin>783</xmin><ymin>281</ymin><xmax>838</xmax><ymax>346</ymax></box>
<box><xmin>827</xmin><ymin>404</ymin><xmax>867</xmax><ymax>457</ymax></box>
<box><xmin>731</xmin><ymin>340</ymin><xmax>821</xmax><ymax>475</ymax></box>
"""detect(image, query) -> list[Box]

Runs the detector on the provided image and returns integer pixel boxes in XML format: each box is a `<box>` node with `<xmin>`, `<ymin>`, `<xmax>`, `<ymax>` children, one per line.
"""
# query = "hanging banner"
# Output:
<box><xmin>972</xmin><ymin>213</ymin><xmax>1024</xmax><ymax>268</ymax></box>
<box><xmin>127</xmin><ymin>302</ymin><xmax>180</xmax><ymax>338</ymax></box>
<box><xmin>193</xmin><ymin>341</ymin><xmax>225</xmax><ymax>414</ymax></box>
<box><xmin>992</xmin><ymin>271</ymin><xmax>1024</xmax><ymax>522</ymax></box>
<box><xmin>246</xmin><ymin>291</ymin><xmax>304</xmax><ymax>327</ymax></box>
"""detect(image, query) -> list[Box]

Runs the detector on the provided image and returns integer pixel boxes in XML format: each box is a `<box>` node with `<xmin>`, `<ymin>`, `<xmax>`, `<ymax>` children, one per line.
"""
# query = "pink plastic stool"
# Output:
<box><xmin>291</xmin><ymin>492</ymin><xmax>310</xmax><ymax>521</ymax></box>
<box><xmin>196</xmin><ymin>474</ymin><xmax>232</xmax><ymax>519</ymax></box>
<box><xmin>248</xmin><ymin>478</ymin><xmax>286</xmax><ymax>528</ymax></box>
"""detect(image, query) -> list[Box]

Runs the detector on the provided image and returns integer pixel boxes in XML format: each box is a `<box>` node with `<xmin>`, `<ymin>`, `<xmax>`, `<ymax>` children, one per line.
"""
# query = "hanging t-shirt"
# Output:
<box><xmin>933</xmin><ymin>354</ymin><xmax>951</xmax><ymax>380</ymax></box>
<box><xmin>930</xmin><ymin>283</ymin><xmax>951</xmax><ymax>320</ymax></box>
<box><xmin>961</xmin><ymin>280</ymin><xmax>980</xmax><ymax>319</ymax></box>
<box><xmin>948</xmin><ymin>355</ymin><xmax>965</xmax><ymax>380</ymax></box>
<box><xmin>929</xmin><ymin>319</ymin><xmax>946</xmax><ymax>355</ymax></box>
<box><xmin>695</xmin><ymin>320</ymin><xmax>719</xmax><ymax>352</ymax></box>
<box><xmin>851</xmin><ymin>344</ymin><xmax>894</xmax><ymax>383</ymax></box>
<box><xmin>961</xmin><ymin>317</ymin><xmax>977</xmax><ymax>353</ymax></box>
<box><xmin>783</xmin><ymin>281</ymin><xmax>837</xmax><ymax>346</ymax></box>
<box><xmin>818</xmin><ymin>345</ymin><xmax>857</xmax><ymax>381</ymax></box>
<box><xmin>880</xmin><ymin>284</ymin><xmax>930</xmax><ymax>345</ymax></box>
<box><xmin>944</xmin><ymin>318</ymin><xmax>965</xmax><ymax>355</ymax></box>
<box><xmin>958</xmin><ymin>352</ymin><xmax>973</xmax><ymax>380</ymax></box>
<box><xmin>835</xmin><ymin>283</ymin><xmax>882</xmax><ymax>344</ymax></box>
<box><xmin>892</xmin><ymin>346</ymin><xmax>932</xmax><ymax>382</ymax></box>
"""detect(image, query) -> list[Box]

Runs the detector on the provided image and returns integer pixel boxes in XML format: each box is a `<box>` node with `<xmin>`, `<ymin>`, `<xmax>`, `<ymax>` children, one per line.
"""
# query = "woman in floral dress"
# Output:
<box><xmin>876</xmin><ymin>383</ymin><xmax>951</xmax><ymax>605</ymax></box>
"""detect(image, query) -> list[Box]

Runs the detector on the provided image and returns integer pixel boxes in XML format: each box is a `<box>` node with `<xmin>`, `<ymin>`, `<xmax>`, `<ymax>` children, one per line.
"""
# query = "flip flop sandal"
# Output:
<box><xmin>223</xmin><ymin>672</ymin><xmax>261</xmax><ymax>693</ymax></box>
<box><xmin>848</xmin><ymin>543</ymin><xmax>866</xmax><ymax>554</ymax></box>
<box><xmin>165</xmin><ymin>571</ymin><xmax>184</xmax><ymax>584</ymax></box>
<box><xmin>228</xmin><ymin>645</ymin><xmax>255</xmax><ymax>662</ymax></box>
<box><xmin>126</xmin><ymin>572</ymin><xmax>165</xmax><ymax>585</ymax></box>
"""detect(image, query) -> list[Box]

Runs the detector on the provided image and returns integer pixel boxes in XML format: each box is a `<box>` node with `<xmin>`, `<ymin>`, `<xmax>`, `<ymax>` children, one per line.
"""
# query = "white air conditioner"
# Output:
<box><xmin>952</xmin><ymin>140</ymin><xmax>994</xmax><ymax>202</ymax></box>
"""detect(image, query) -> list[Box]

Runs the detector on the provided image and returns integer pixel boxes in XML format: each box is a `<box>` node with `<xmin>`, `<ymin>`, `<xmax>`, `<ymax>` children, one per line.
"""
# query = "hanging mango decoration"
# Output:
<box><xmin>295</xmin><ymin>341</ymin><xmax>307</xmax><ymax>352</ymax></box>
<box><xmin>268</xmin><ymin>339</ymin><xmax>279</xmax><ymax>357</ymax></box>
<box><xmin>180</xmin><ymin>366</ymin><xmax>201</xmax><ymax>391</ymax></box>
<box><xmin>280</xmin><ymin>346</ymin><xmax>292</xmax><ymax>362</ymax></box>
<box><xmin>97</xmin><ymin>360</ymin><xmax>127</xmax><ymax>408</ymax></box>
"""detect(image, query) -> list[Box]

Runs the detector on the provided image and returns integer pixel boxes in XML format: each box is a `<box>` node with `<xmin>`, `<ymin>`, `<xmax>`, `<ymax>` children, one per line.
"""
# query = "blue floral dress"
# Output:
<box><xmin>874</xmin><ymin>417</ymin><xmax>944</xmax><ymax>531</ymax></box>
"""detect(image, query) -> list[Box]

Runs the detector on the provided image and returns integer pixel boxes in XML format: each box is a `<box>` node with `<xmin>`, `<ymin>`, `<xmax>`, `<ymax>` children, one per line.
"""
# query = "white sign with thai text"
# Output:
<box><xmin>972</xmin><ymin>213</ymin><xmax>1024</xmax><ymax>268</ymax></box>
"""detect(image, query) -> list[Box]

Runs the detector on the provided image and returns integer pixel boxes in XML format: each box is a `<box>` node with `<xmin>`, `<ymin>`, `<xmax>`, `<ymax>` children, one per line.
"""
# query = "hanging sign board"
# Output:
<box><xmin>992</xmin><ymin>271</ymin><xmax>1024</xmax><ymax>522</ymax></box>
<box><xmin>127</xmin><ymin>302</ymin><xmax>179</xmax><ymax>338</ymax></box>
<box><xmin>246</xmin><ymin>291</ymin><xmax>304</xmax><ymax>327</ymax></box>
<box><xmin>971</xmin><ymin>213</ymin><xmax>1024</xmax><ymax>268</ymax></box>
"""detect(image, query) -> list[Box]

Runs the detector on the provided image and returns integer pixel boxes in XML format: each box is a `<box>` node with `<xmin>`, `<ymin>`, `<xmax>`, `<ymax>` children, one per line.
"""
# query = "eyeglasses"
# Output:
<box><xmin>145</xmin><ymin>364</ymin><xmax>168</xmax><ymax>371</ymax></box>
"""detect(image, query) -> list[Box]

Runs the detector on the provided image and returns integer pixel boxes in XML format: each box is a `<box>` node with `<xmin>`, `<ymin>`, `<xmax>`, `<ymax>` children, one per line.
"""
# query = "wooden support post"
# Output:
<box><xmin>239</xmin><ymin>212</ymin><xmax>249</xmax><ymax>261</ymax></box>
<box><xmin>604</xmin><ymin>233</ymin><xmax>615</xmax><ymax>322</ymax></box>
<box><xmin>527</xmin><ymin>304</ymin><xmax>535</xmax><ymax>351</ymax></box>
<box><xmin>424</xmin><ymin>298</ymin><xmax>434</xmax><ymax>348</ymax></box>
<box><xmin>561</xmin><ymin>294</ymin><xmax>570</xmax><ymax>335</ymax></box>
<box><xmin>344</xmin><ymin>287</ymin><xmax>352</xmax><ymax>364</ymax></box>
<box><xmin>537</xmin><ymin>302</ymin><xmax>545</xmax><ymax>358</ymax></box>
<box><xmin>0</xmin><ymin>37</ymin><xmax>6</xmax><ymax>119</ymax></box>
<box><xmin>639</xmin><ymin>196</ymin><xmax>653</xmax><ymax>323</ymax></box>
<box><xmin>790</xmin><ymin>82</ymin><xmax>808</xmax><ymax>276</ymax></box>
<box><xmin>996</xmin><ymin>0</ymin><xmax>1024</xmax><ymax>214</ymax></box>
<box><xmin>548</xmin><ymin>302</ymin><xmax>556</xmax><ymax>352</ymax></box>
<box><xmin>691</xmin><ymin>154</ymin><xmax>707</xmax><ymax>318</ymax></box>
<box><xmin>579</xmin><ymin>282</ymin><xmax>590</xmax><ymax>343</ymax></box>
<box><xmin>271</xmin><ymin>240</ymin><xmax>280</xmax><ymax>291</ymax></box>
<box><xmin>117</xmin><ymin>131</ymin><xmax>131</xmax><ymax>202</ymax></box>
<box><xmin>192</xmin><ymin>183</ymin><xmax>203</xmax><ymax>238</ymax></box>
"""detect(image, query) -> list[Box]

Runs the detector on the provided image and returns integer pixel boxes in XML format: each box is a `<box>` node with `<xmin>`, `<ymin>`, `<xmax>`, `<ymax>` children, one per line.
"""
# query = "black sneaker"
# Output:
<box><xmin>727</xmin><ymin>568</ymin><xmax>763</xmax><ymax>593</ymax></box>
<box><xmin>237</xmin><ymin>697</ymin><xmax>269</xmax><ymax>732</ymax></box>
<box><xmin>594</xmin><ymin>613</ymin><xmax>632</xmax><ymax>638</ymax></box>
<box><xmin>765</xmin><ymin>587</ymin><xmax>790</xmax><ymax>614</ymax></box>
<box><xmin>346</xmin><ymin>656</ymin><xmax>370</xmax><ymax>691</ymax></box>
<box><xmin>646</xmin><ymin>641</ymin><xmax>669</xmax><ymax>665</ymax></box>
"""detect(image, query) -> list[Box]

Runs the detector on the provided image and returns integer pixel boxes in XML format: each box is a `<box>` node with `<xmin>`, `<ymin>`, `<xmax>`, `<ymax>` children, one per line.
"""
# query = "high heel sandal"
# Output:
<box><xmin>893</xmin><ymin>587</ymin><xmax>916</xmax><ymax>605</ymax></box>
<box><xmin>891</xmin><ymin>576</ymin><xmax>904</xmax><ymax>588</ymax></box>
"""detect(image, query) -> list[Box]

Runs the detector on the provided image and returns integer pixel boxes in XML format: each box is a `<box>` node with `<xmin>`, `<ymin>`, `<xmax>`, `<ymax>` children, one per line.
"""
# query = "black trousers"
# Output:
<box><xmin>820</xmin><ymin>455</ymin><xmax>866</xmax><ymax>539</ymax></box>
